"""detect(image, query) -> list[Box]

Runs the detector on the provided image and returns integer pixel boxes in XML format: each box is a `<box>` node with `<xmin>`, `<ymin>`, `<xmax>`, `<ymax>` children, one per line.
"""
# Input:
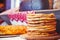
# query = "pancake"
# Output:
<box><xmin>27</xmin><ymin>20</ymin><xmax>56</xmax><ymax>24</ymax></box>
<box><xmin>27</xmin><ymin>31</ymin><xmax>57</xmax><ymax>36</ymax></box>
<box><xmin>27</xmin><ymin>13</ymin><xmax>55</xmax><ymax>18</ymax></box>
<box><xmin>27</xmin><ymin>24</ymin><xmax>56</xmax><ymax>27</ymax></box>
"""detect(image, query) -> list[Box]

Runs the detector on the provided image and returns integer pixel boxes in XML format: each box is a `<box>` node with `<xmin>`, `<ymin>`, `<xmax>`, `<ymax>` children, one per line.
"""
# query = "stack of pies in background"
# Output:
<box><xmin>27</xmin><ymin>13</ymin><xmax>57</xmax><ymax>36</ymax></box>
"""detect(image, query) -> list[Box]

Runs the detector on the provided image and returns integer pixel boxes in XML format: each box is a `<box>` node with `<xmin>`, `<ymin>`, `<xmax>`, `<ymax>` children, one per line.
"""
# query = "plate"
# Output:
<box><xmin>0</xmin><ymin>34</ymin><xmax>20</xmax><ymax>38</ymax></box>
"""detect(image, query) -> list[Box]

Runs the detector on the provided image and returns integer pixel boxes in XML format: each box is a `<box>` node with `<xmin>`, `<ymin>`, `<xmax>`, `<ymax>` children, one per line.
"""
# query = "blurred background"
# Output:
<box><xmin>0</xmin><ymin>0</ymin><xmax>20</xmax><ymax>13</ymax></box>
<box><xmin>0</xmin><ymin>0</ymin><xmax>53</xmax><ymax>13</ymax></box>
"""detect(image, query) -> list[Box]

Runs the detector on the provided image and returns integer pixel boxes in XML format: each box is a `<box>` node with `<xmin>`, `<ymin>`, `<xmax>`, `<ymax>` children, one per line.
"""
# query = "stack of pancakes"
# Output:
<box><xmin>27</xmin><ymin>13</ymin><xmax>57</xmax><ymax>36</ymax></box>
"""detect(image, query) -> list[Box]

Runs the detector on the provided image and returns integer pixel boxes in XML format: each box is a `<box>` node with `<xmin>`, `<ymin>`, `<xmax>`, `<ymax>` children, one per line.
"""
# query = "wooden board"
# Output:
<box><xmin>21</xmin><ymin>34</ymin><xmax>60</xmax><ymax>40</ymax></box>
